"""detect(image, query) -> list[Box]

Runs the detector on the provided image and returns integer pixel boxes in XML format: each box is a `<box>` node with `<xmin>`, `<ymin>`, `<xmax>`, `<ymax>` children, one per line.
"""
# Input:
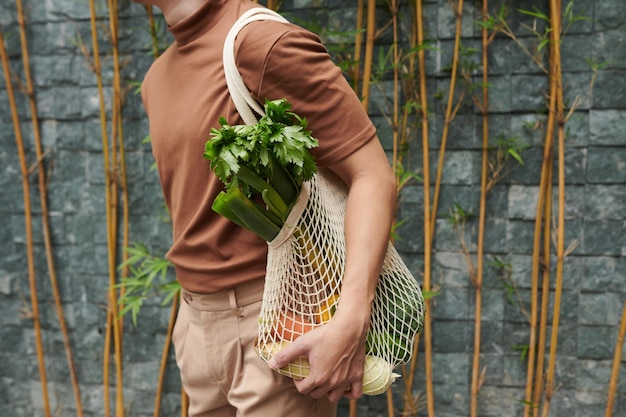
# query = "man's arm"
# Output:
<box><xmin>268</xmin><ymin>136</ymin><xmax>397</xmax><ymax>402</ymax></box>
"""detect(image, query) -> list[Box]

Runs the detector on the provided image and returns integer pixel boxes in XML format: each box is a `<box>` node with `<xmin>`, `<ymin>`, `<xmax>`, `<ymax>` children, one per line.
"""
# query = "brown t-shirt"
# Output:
<box><xmin>141</xmin><ymin>0</ymin><xmax>376</xmax><ymax>293</ymax></box>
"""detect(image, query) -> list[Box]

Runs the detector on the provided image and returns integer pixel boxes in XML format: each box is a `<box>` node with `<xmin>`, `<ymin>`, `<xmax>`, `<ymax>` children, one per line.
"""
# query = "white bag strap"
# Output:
<box><xmin>223</xmin><ymin>8</ymin><xmax>289</xmax><ymax>125</ymax></box>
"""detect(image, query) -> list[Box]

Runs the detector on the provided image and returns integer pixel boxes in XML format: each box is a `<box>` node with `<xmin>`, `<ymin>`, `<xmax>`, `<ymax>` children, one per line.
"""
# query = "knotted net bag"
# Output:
<box><xmin>224</xmin><ymin>8</ymin><xmax>425</xmax><ymax>393</ymax></box>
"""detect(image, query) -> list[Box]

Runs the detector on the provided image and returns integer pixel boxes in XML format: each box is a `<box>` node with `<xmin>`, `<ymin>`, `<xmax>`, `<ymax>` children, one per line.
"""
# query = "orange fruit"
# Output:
<box><xmin>271</xmin><ymin>311</ymin><xmax>315</xmax><ymax>342</ymax></box>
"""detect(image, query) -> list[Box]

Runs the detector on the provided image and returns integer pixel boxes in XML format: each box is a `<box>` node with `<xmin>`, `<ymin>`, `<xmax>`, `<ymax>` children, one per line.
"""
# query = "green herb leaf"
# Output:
<box><xmin>203</xmin><ymin>99</ymin><xmax>319</xmax><ymax>240</ymax></box>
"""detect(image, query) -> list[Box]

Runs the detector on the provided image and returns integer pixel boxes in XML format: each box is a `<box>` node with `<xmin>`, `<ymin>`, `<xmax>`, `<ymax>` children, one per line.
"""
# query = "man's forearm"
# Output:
<box><xmin>338</xmin><ymin>168</ymin><xmax>396</xmax><ymax>326</ymax></box>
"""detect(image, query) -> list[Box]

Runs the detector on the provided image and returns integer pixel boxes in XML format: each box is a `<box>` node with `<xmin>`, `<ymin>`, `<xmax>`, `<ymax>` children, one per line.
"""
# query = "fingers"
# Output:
<box><xmin>293</xmin><ymin>376</ymin><xmax>363</xmax><ymax>402</ymax></box>
<box><xmin>342</xmin><ymin>381</ymin><xmax>362</xmax><ymax>401</ymax></box>
<box><xmin>267</xmin><ymin>339</ymin><xmax>306</xmax><ymax>370</ymax></box>
<box><xmin>290</xmin><ymin>363</ymin><xmax>364</xmax><ymax>402</ymax></box>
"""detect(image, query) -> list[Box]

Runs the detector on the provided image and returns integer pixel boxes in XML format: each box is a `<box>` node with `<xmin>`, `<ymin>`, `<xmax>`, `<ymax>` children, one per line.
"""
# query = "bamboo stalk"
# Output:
<box><xmin>87</xmin><ymin>1</ymin><xmax>116</xmax><ymax>416</ymax></box>
<box><xmin>523</xmin><ymin>16</ymin><xmax>559</xmax><ymax>417</ymax></box>
<box><xmin>14</xmin><ymin>0</ymin><xmax>84</xmax><ymax>415</ymax></box>
<box><xmin>541</xmin><ymin>0</ymin><xmax>565</xmax><ymax>414</ymax></box>
<box><xmin>390</xmin><ymin>0</ymin><xmax>400</xmax><ymax>179</ymax></box>
<box><xmin>349</xmin><ymin>399</ymin><xmax>358</xmax><ymax>417</ymax></box>
<box><xmin>522</xmin><ymin>94</ymin><xmax>553</xmax><ymax>416</ymax></box>
<box><xmin>470</xmin><ymin>1</ymin><xmax>490</xmax><ymax>415</ymax></box>
<box><xmin>399</xmin><ymin>4</ymin><xmax>425</xmax><ymax>415</ymax></box>
<box><xmin>145</xmin><ymin>6</ymin><xmax>160</xmax><ymax>59</ymax></box>
<box><xmin>387</xmin><ymin>3</ymin><xmax>412</xmax><ymax>411</ymax></box>
<box><xmin>142</xmin><ymin>6</ymin><xmax>176</xmax><ymax>417</ymax></box>
<box><xmin>114</xmin><ymin>12</ymin><xmax>130</xmax><ymax>334</ymax></box>
<box><xmin>352</xmin><ymin>0</ymin><xmax>364</xmax><ymax>92</ymax></box>
<box><xmin>386</xmin><ymin>388</ymin><xmax>395</xmax><ymax>417</ymax></box>
<box><xmin>360</xmin><ymin>0</ymin><xmax>376</xmax><ymax>111</ymax></box>
<box><xmin>106</xmin><ymin>1</ymin><xmax>127</xmax><ymax>415</ymax></box>
<box><xmin>182</xmin><ymin>389</ymin><xmax>189</xmax><ymax>417</ymax></box>
<box><xmin>267</xmin><ymin>0</ymin><xmax>284</xmax><ymax>11</ymax></box>
<box><xmin>429</xmin><ymin>0</ymin><xmax>464</xmax><ymax>237</ymax></box>
<box><xmin>0</xmin><ymin>27</ymin><xmax>52</xmax><ymax>417</ymax></box>
<box><xmin>401</xmin><ymin>334</ymin><xmax>421</xmax><ymax>415</ymax></box>
<box><xmin>416</xmin><ymin>0</ymin><xmax>435</xmax><ymax>415</ymax></box>
<box><xmin>605</xmin><ymin>301</ymin><xmax>626</xmax><ymax>417</ymax></box>
<box><xmin>532</xmin><ymin>167</ymin><xmax>553</xmax><ymax>406</ymax></box>
<box><xmin>153</xmin><ymin>297</ymin><xmax>179</xmax><ymax>417</ymax></box>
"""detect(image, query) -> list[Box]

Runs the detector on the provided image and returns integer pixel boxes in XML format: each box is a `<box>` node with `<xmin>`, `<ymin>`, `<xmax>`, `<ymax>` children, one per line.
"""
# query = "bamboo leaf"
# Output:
<box><xmin>517</xmin><ymin>7</ymin><xmax>549</xmax><ymax>22</ymax></box>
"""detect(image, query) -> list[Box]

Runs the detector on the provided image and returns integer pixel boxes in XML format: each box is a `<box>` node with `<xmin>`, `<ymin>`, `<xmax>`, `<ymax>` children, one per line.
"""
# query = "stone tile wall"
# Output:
<box><xmin>0</xmin><ymin>0</ymin><xmax>624</xmax><ymax>416</ymax></box>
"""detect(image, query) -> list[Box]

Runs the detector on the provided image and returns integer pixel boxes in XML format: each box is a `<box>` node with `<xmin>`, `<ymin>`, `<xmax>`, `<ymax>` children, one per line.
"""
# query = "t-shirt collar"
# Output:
<box><xmin>168</xmin><ymin>0</ymin><xmax>230</xmax><ymax>46</ymax></box>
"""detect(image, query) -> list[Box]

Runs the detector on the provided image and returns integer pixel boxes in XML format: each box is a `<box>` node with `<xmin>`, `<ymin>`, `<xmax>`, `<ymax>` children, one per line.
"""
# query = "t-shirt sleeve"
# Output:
<box><xmin>236</xmin><ymin>22</ymin><xmax>377</xmax><ymax>167</ymax></box>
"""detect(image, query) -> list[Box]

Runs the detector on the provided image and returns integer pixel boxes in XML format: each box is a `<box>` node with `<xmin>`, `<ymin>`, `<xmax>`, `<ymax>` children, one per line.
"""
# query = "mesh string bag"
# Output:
<box><xmin>223</xmin><ymin>8</ymin><xmax>425</xmax><ymax>395</ymax></box>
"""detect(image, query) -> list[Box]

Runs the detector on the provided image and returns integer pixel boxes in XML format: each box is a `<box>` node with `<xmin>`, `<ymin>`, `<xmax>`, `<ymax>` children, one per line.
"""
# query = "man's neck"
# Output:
<box><xmin>159</xmin><ymin>0</ymin><xmax>208</xmax><ymax>26</ymax></box>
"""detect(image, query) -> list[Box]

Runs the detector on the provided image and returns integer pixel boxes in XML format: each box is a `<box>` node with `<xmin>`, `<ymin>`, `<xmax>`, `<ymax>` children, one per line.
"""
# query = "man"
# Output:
<box><xmin>134</xmin><ymin>0</ymin><xmax>397</xmax><ymax>415</ymax></box>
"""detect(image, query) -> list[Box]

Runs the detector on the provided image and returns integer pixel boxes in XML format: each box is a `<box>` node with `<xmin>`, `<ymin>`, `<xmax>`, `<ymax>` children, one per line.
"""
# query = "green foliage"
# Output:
<box><xmin>390</xmin><ymin>217</ymin><xmax>408</xmax><ymax>242</ymax></box>
<box><xmin>489</xmin><ymin>256</ymin><xmax>516</xmax><ymax>303</ymax></box>
<box><xmin>511</xmin><ymin>344</ymin><xmax>530</xmax><ymax>361</ymax></box>
<box><xmin>115</xmin><ymin>243</ymin><xmax>178</xmax><ymax>326</ymax></box>
<box><xmin>204</xmin><ymin>99</ymin><xmax>318</xmax><ymax>198</ymax></box>
<box><xmin>145</xmin><ymin>16</ymin><xmax>170</xmax><ymax>57</ymax></box>
<box><xmin>489</xmin><ymin>256</ymin><xmax>529</xmax><ymax>321</ymax></box>
<box><xmin>584</xmin><ymin>57</ymin><xmax>612</xmax><ymax>73</ymax></box>
<box><xmin>515</xmin><ymin>398</ymin><xmax>539</xmax><ymax>417</ymax></box>
<box><xmin>486</xmin><ymin>134</ymin><xmax>528</xmax><ymax>191</ymax></box>
<box><xmin>446</xmin><ymin>202</ymin><xmax>474</xmax><ymax>228</ymax></box>
<box><xmin>491</xmin><ymin>134</ymin><xmax>527</xmax><ymax>166</ymax></box>
<box><xmin>421</xmin><ymin>290</ymin><xmax>441</xmax><ymax>300</ymax></box>
<box><xmin>204</xmin><ymin>99</ymin><xmax>319</xmax><ymax>241</ymax></box>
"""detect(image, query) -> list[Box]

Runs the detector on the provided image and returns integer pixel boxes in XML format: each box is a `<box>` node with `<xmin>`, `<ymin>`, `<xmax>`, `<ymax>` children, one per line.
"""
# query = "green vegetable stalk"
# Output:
<box><xmin>203</xmin><ymin>99</ymin><xmax>318</xmax><ymax>241</ymax></box>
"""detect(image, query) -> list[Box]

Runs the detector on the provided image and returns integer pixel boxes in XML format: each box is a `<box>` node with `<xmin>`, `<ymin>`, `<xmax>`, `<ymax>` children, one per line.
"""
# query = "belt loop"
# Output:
<box><xmin>228</xmin><ymin>288</ymin><xmax>244</xmax><ymax>317</ymax></box>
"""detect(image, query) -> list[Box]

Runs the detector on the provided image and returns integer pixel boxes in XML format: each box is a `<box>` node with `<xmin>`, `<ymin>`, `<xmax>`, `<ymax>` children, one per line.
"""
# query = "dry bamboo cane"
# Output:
<box><xmin>145</xmin><ymin>6</ymin><xmax>160</xmax><ymax>58</ymax></box>
<box><xmin>108</xmin><ymin>0</ymin><xmax>131</xmax><ymax>312</ymax></box>
<box><xmin>153</xmin><ymin>297</ymin><xmax>179</xmax><ymax>417</ymax></box>
<box><xmin>429</xmin><ymin>0</ymin><xmax>463</xmax><ymax>236</ymax></box>
<box><xmin>400</xmin><ymin>334</ymin><xmax>421</xmax><ymax>415</ymax></box>
<box><xmin>390</xmin><ymin>0</ymin><xmax>400</xmax><ymax>180</ymax></box>
<box><xmin>469</xmin><ymin>1</ymin><xmax>490</xmax><ymax>415</ymax></box>
<box><xmin>352</xmin><ymin>0</ymin><xmax>364</xmax><ymax>93</ymax></box>
<box><xmin>269</xmin><ymin>0</ymin><xmax>283</xmax><ymax>11</ymax></box>
<box><xmin>523</xmin><ymin>18</ymin><xmax>560</xmax><ymax>417</ymax></box>
<box><xmin>105</xmin><ymin>1</ymin><xmax>127</xmax><ymax>415</ymax></box>
<box><xmin>87</xmin><ymin>1</ymin><xmax>116</xmax><ymax>416</ymax></box>
<box><xmin>385</xmin><ymin>388</ymin><xmax>395</xmax><ymax>417</ymax></box>
<box><xmin>0</xmin><ymin>28</ymin><xmax>52</xmax><ymax>417</ymax></box>
<box><xmin>182</xmin><ymin>390</ymin><xmax>189</xmax><ymax>417</ymax></box>
<box><xmin>605</xmin><ymin>301</ymin><xmax>626</xmax><ymax>417</ymax></box>
<box><xmin>416</xmin><ymin>0</ymin><xmax>435</xmax><ymax>415</ymax></box>
<box><xmin>522</xmin><ymin>87</ymin><xmax>555</xmax><ymax>417</ymax></box>
<box><xmin>142</xmin><ymin>7</ymin><xmax>175</xmax><ymax>415</ymax></box>
<box><xmin>533</xmin><ymin>168</ymin><xmax>553</xmax><ymax>407</ymax></box>
<box><xmin>14</xmin><ymin>1</ymin><xmax>85</xmax><ymax>415</ymax></box>
<box><xmin>359</xmin><ymin>0</ymin><xmax>376</xmax><ymax>112</ymax></box>
<box><xmin>400</xmin><ymin>4</ymin><xmax>423</xmax><ymax>415</ymax></box>
<box><xmin>385</xmin><ymin>2</ymin><xmax>401</xmax><ymax>413</ymax></box>
<box><xmin>541</xmin><ymin>0</ymin><xmax>565</xmax><ymax>413</ymax></box>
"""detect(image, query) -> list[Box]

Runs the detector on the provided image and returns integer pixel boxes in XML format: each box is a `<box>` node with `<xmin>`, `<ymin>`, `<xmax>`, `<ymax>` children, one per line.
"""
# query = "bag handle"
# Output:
<box><xmin>223</xmin><ymin>8</ymin><xmax>289</xmax><ymax>125</ymax></box>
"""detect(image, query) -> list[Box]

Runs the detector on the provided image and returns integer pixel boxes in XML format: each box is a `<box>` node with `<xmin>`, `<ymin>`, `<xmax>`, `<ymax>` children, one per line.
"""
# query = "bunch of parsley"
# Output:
<box><xmin>203</xmin><ymin>99</ymin><xmax>318</xmax><ymax>241</ymax></box>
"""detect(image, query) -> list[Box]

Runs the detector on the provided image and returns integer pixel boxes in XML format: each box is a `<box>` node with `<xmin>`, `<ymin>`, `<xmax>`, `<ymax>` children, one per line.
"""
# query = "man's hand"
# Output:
<box><xmin>267</xmin><ymin>307</ymin><xmax>369</xmax><ymax>402</ymax></box>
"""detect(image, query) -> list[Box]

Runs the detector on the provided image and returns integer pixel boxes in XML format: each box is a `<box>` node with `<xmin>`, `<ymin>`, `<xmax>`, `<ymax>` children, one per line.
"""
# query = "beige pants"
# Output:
<box><xmin>173</xmin><ymin>279</ymin><xmax>337</xmax><ymax>417</ymax></box>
